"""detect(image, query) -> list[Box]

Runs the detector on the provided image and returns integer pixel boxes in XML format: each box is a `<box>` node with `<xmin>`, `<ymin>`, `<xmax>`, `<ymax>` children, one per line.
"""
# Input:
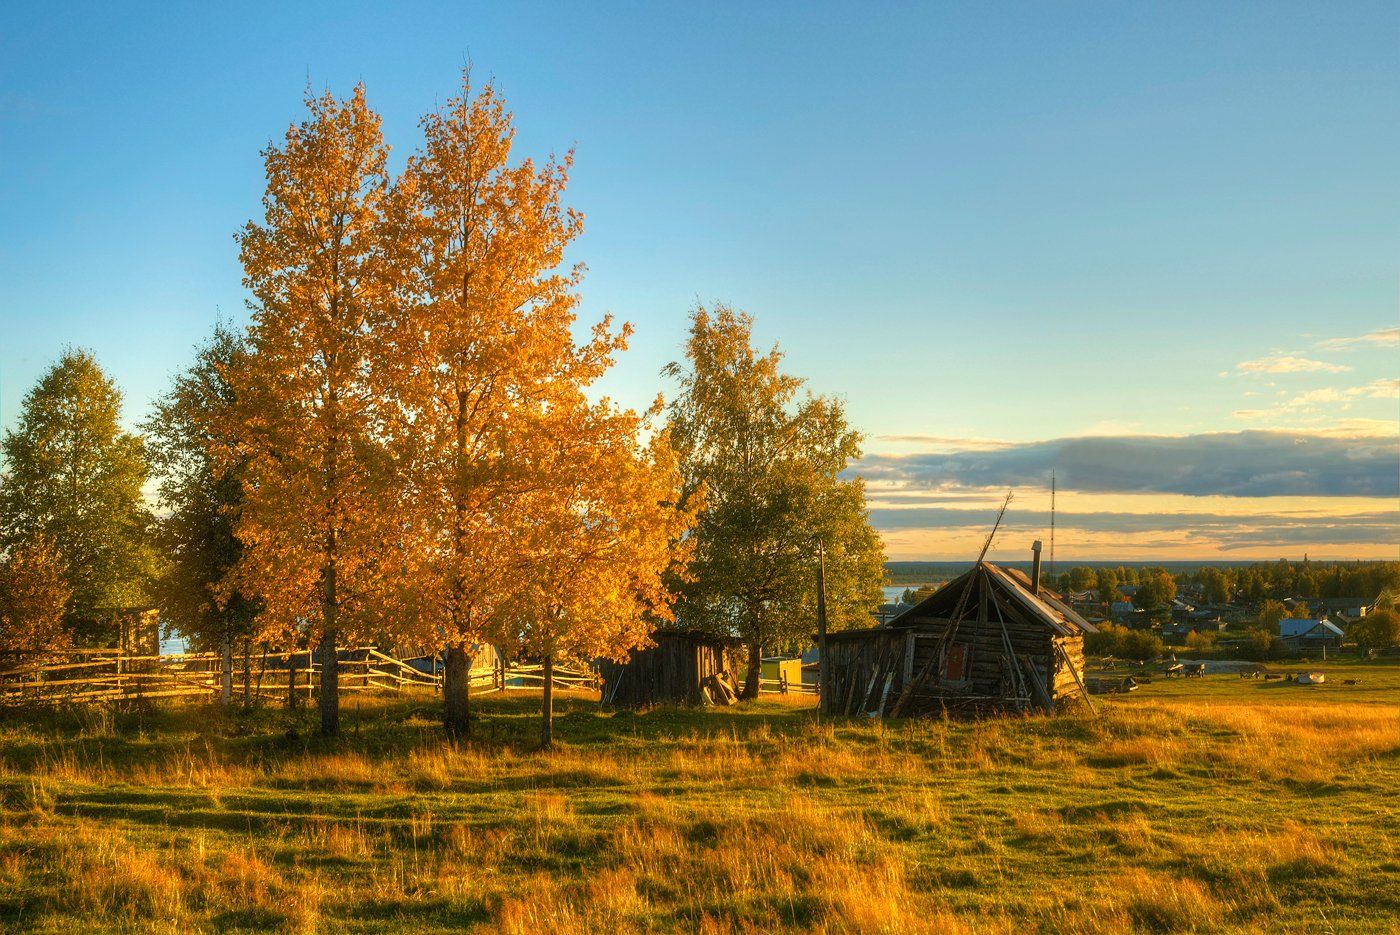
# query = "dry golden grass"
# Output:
<box><xmin>0</xmin><ymin>671</ymin><xmax>1396</xmax><ymax>933</ymax></box>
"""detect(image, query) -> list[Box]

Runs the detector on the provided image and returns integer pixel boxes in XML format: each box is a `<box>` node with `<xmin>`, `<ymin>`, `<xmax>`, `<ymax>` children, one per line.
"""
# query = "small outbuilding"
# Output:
<box><xmin>600</xmin><ymin>630</ymin><xmax>739</xmax><ymax>707</ymax></box>
<box><xmin>822</xmin><ymin>545</ymin><xmax>1097</xmax><ymax>717</ymax></box>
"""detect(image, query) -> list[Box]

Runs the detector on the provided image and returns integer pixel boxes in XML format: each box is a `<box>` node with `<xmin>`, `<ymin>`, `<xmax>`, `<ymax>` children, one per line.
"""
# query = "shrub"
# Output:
<box><xmin>1086</xmin><ymin>623</ymin><xmax>1163</xmax><ymax>662</ymax></box>
<box><xmin>0</xmin><ymin>537</ymin><xmax>73</xmax><ymax>657</ymax></box>
<box><xmin>1243</xmin><ymin>628</ymin><xmax>1283</xmax><ymax>661</ymax></box>
<box><xmin>1184</xmin><ymin>630</ymin><xmax>1217</xmax><ymax>653</ymax></box>
<box><xmin>1120</xmin><ymin>629</ymin><xmax>1164</xmax><ymax>662</ymax></box>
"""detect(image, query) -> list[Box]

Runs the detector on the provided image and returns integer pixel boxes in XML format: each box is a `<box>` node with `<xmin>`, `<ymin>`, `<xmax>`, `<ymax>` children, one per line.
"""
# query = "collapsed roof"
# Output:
<box><xmin>890</xmin><ymin>562</ymin><xmax>1098</xmax><ymax>636</ymax></box>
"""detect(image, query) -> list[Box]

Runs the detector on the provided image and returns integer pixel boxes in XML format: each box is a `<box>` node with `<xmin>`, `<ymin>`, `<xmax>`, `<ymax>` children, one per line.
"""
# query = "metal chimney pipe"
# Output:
<box><xmin>1031</xmin><ymin>540</ymin><xmax>1043</xmax><ymax>594</ymax></box>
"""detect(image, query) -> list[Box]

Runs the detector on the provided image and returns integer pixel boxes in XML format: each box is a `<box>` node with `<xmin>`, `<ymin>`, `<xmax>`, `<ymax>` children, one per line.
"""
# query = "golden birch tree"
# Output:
<box><xmin>382</xmin><ymin>72</ymin><xmax>623</xmax><ymax>739</ymax></box>
<box><xmin>500</xmin><ymin>403</ymin><xmax>692</xmax><ymax>748</ymax></box>
<box><xmin>222</xmin><ymin>85</ymin><xmax>394</xmax><ymax>736</ymax></box>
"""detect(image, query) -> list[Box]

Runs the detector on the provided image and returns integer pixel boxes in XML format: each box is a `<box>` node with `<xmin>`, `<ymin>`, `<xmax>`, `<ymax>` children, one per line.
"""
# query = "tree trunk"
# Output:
<box><xmin>220</xmin><ymin>634</ymin><xmax>233</xmax><ymax>707</ymax></box>
<box><xmin>443</xmin><ymin>642</ymin><xmax>471</xmax><ymax>740</ymax></box>
<box><xmin>741</xmin><ymin>641</ymin><xmax>762</xmax><ymax>699</ymax></box>
<box><xmin>319</xmin><ymin>629</ymin><xmax>339</xmax><ymax>736</ymax></box>
<box><xmin>541</xmin><ymin>653</ymin><xmax>554</xmax><ymax>749</ymax></box>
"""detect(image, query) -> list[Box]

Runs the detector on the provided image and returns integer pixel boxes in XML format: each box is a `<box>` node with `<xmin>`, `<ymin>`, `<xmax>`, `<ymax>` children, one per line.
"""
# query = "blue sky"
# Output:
<box><xmin>2</xmin><ymin>2</ymin><xmax>1397</xmax><ymax>558</ymax></box>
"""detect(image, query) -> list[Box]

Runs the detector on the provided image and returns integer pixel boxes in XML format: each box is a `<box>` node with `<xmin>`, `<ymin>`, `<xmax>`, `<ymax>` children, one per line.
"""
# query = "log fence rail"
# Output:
<box><xmin>0</xmin><ymin>648</ymin><xmax>599</xmax><ymax>707</ymax></box>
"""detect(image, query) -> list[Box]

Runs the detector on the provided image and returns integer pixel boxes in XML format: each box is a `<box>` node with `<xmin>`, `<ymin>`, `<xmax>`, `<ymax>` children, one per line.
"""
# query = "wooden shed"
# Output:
<box><xmin>600</xmin><ymin>630</ymin><xmax>739</xmax><ymax>707</ymax></box>
<box><xmin>823</xmin><ymin>554</ymin><xmax>1096</xmax><ymax>717</ymax></box>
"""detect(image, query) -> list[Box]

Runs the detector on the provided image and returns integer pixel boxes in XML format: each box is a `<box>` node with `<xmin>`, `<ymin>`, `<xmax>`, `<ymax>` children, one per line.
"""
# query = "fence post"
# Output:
<box><xmin>242</xmin><ymin>638</ymin><xmax>252</xmax><ymax>708</ymax></box>
<box><xmin>220</xmin><ymin>635</ymin><xmax>233</xmax><ymax>708</ymax></box>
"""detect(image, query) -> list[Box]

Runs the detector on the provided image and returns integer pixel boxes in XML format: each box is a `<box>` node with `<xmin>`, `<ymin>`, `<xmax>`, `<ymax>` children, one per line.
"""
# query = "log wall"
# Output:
<box><xmin>599</xmin><ymin>633</ymin><xmax>733</xmax><ymax>707</ymax></box>
<box><xmin>824</xmin><ymin>618</ymin><xmax>1087</xmax><ymax>717</ymax></box>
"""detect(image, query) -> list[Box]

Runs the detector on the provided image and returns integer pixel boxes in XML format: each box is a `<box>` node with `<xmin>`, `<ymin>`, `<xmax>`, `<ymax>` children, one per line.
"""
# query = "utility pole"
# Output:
<box><xmin>816</xmin><ymin>540</ymin><xmax>829</xmax><ymax>716</ymax></box>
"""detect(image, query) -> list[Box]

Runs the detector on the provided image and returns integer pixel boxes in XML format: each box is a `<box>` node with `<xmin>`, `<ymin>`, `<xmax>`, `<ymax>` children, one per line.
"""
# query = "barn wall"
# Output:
<box><xmin>824</xmin><ymin>619</ymin><xmax>1087</xmax><ymax>717</ymax></box>
<box><xmin>600</xmin><ymin>634</ymin><xmax>730</xmax><ymax>707</ymax></box>
<box><xmin>1050</xmin><ymin>636</ymin><xmax>1088</xmax><ymax>708</ymax></box>
<box><xmin>824</xmin><ymin>629</ymin><xmax>908</xmax><ymax>716</ymax></box>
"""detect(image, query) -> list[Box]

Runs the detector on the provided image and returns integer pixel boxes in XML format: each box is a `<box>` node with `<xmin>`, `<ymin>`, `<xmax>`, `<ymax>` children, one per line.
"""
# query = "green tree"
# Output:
<box><xmin>665</xmin><ymin>304</ymin><xmax>885</xmax><ymax>698</ymax></box>
<box><xmin>1258</xmin><ymin>599</ymin><xmax>1287</xmax><ymax>630</ymax></box>
<box><xmin>0</xmin><ymin>350</ymin><xmax>156</xmax><ymax>641</ymax></box>
<box><xmin>1132</xmin><ymin>571</ymin><xmax>1176</xmax><ymax>610</ymax></box>
<box><xmin>901</xmin><ymin>585</ymin><xmax>936</xmax><ymax>604</ymax></box>
<box><xmin>1244</xmin><ymin>628</ymin><xmax>1282</xmax><ymax>661</ymax></box>
<box><xmin>1067</xmin><ymin>566</ymin><xmax>1095</xmax><ymax>592</ymax></box>
<box><xmin>1095</xmin><ymin>568</ymin><xmax>1119</xmax><ymax>606</ymax></box>
<box><xmin>1247</xmin><ymin>575</ymin><xmax>1267</xmax><ymax>603</ymax></box>
<box><xmin>143</xmin><ymin>326</ymin><xmax>261</xmax><ymax>690</ymax></box>
<box><xmin>1351</xmin><ymin>609</ymin><xmax>1400</xmax><ymax>652</ymax></box>
<box><xmin>1199</xmin><ymin>567</ymin><xmax>1230</xmax><ymax>604</ymax></box>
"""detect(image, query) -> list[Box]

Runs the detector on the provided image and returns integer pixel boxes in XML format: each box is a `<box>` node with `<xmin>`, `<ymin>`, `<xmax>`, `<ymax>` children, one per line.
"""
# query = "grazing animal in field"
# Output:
<box><xmin>1184</xmin><ymin>663</ymin><xmax>1206</xmax><ymax>678</ymax></box>
<box><xmin>1343</xmin><ymin>679</ymin><xmax>1358</xmax><ymax>685</ymax></box>
<box><xmin>1164</xmin><ymin>663</ymin><xmax>1184</xmax><ymax>678</ymax></box>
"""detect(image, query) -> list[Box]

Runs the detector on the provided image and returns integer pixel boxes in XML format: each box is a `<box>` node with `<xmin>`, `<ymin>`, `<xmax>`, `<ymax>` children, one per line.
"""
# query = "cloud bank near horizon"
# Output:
<box><xmin>854</xmin><ymin>430</ymin><xmax>1400</xmax><ymax>499</ymax></box>
<box><xmin>853</xmin><ymin>429</ymin><xmax>1400</xmax><ymax>558</ymax></box>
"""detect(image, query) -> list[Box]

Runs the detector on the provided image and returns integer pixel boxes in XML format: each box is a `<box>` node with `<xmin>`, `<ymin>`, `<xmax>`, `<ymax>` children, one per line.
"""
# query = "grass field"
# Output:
<box><xmin>1</xmin><ymin>660</ymin><xmax>1397</xmax><ymax>933</ymax></box>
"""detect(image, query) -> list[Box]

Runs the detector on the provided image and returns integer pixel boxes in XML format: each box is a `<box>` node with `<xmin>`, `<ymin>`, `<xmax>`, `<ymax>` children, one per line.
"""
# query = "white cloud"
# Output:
<box><xmin>1237</xmin><ymin>353</ymin><xmax>1350</xmax><ymax>374</ymax></box>
<box><xmin>1317</xmin><ymin>326</ymin><xmax>1400</xmax><ymax>350</ymax></box>
<box><xmin>1233</xmin><ymin>379</ymin><xmax>1400</xmax><ymax>422</ymax></box>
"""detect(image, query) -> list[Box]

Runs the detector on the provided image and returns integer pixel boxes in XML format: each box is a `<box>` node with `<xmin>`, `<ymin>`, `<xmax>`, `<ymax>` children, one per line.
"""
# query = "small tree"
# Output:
<box><xmin>665</xmin><ymin>304</ymin><xmax>885</xmax><ymax>698</ymax></box>
<box><xmin>1132</xmin><ymin>571</ymin><xmax>1176</xmax><ymax>611</ymax></box>
<box><xmin>1084</xmin><ymin>622</ymin><xmax>1124</xmax><ymax>657</ymax></box>
<box><xmin>1351</xmin><ymin>609</ymin><xmax>1400</xmax><ymax>652</ymax></box>
<box><xmin>0</xmin><ymin>350</ymin><xmax>156</xmax><ymax>641</ymax></box>
<box><xmin>901</xmin><ymin>585</ymin><xmax>936</xmax><ymax>604</ymax></box>
<box><xmin>0</xmin><ymin>538</ymin><xmax>73</xmax><ymax>658</ymax></box>
<box><xmin>1066</xmin><ymin>566</ymin><xmax>1095</xmax><ymax>592</ymax></box>
<box><xmin>144</xmin><ymin>325</ymin><xmax>260</xmax><ymax>699</ymax></box>
<box><xmin>1184</xmin><ymin>629</ymin><xmax>1217</xmax><ymax>653</ymax></box>
<box><xmin>1244</xmin><ymin>628</ymin><xmax>1282</xmax><ymax>661</ymax></box>
<box><xmin>1120</xmin><ymin>629</ymin><xmax>1164</xmax><ymax>662</ymax></box>
<box><xmin>499</xmin><ymin>408</ymin><xmax>691</xmax><ymax>748</ymax></box>
<box><xmin>1095</xmin><ymin>568</ymin><xmax>1119</xmax><ymax>606</ymax></box>
<box><xmin>1258</xmin><ymin>599</ymin><xmax>1287</xmax><ymax>631</ymax></box>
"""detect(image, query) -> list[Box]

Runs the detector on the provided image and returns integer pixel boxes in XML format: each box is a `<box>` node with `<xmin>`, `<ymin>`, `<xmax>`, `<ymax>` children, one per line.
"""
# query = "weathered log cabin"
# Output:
<box><xmin>599</xmin><ymin>630</ymin><xmax>739</xmax><ymax>707</ymax></box>
<box><xmin>823</xmin><ymin>543</ymin><xmax>1096</xmax><ymax>717</ymax></box>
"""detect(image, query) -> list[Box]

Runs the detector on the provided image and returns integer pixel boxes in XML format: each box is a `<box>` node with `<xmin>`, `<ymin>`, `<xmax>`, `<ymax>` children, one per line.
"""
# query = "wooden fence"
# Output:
<box><xmin>756</xmin><ymin>675</ymin><xmax>819</xmax><ymax>695</ymax></box>
<box><xmin>0</xmin><ymin>647</ymin><xmax>599</xmax><ymax>707</ymax></box>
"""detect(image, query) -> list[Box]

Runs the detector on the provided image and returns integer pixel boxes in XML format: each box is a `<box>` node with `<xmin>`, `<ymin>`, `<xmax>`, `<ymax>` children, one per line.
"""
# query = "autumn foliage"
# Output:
<box><xmin>0</xmin><ymin>537</ymin><xmax>73</xmax><ymax>658</ymax></box>
<box><xmin>207</xmin><ymin>74</ymin><xmax>688</xmax><ymax>738</ymax></box>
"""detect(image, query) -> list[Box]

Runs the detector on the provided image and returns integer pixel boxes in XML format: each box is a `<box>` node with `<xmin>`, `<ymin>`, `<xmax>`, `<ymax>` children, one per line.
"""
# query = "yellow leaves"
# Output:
<box><xmin>213</xmin><ymin>70</ymin><xmax>690</xmax><ymax>673</ymax></box>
